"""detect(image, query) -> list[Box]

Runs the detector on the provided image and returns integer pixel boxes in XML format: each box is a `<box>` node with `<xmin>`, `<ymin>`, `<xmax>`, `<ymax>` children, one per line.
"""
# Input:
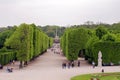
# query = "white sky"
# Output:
<box><xmin>0</xmin><ymin>0</ymin><xmax>120</xmax><ymax>27</ymax></box>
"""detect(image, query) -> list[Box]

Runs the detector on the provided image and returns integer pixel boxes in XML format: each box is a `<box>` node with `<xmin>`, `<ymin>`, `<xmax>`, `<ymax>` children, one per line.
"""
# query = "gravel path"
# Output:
<box><xmin>0</xmin><ymin>46</ymin><xmax>120</xmax><ymax>80</ymax></box>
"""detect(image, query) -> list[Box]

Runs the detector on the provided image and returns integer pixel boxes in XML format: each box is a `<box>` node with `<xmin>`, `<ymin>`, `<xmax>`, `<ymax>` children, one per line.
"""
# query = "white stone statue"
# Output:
<box><xmin>98</xmin><ymin>51</ymin><xmax>102</xmax><ymax>67</ymax></box>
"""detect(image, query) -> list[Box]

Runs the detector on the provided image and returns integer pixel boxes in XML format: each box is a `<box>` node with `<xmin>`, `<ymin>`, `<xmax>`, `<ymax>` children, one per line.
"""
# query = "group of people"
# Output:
<box><xmin>0</xmin><ymin>60</ymin><xmax>14</xmax><ymax>72</ymax></box>
<box><xmin>51</xmin><ymin>44</ymin><xmax>61</xmax><ymax>54</ymax></box>
<box><xmin>51</xmin><ymin>48</ymin><xmax>60</xmax><ymax>54</ymax></box>
<box><xmin>6</xmin><ymin>66</ymin><xmax>13</xmax><ymax>72</ymax></box>
<box><xmin>62</xmin><ymin>60</ymin><xmax>80</xmax><ymax>69</ymax></box>
<box><xmin>6</xmin><ymin>60</ymin><xmax>15</xmax><ymax>72</ymax></box>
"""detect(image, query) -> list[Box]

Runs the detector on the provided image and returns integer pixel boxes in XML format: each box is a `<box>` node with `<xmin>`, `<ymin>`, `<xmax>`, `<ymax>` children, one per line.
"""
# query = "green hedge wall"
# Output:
<box><xmin>5</xmin><ymin>23</ymin><xmax>52</xmax><ymax>65</ymax></box>
<box><xmin>60</xmin><ymin>29</ymin><xmax>71</xmax><ymax>56</ymax></box>
<box><xmin>85</xmin><ymin>36</ymin><xmax>99</xmax><ymax>62</ymax></box>
<box><xmin>0</xmin><ymin>52</ymin><xmax>16</xmax><ymax>65</ymax></box>
<box><xmin>61</xmin><ymin>28</ymin><xmax>90</xmax><ymax>60</ymax></box>
<box><xmin>89</xmin><ymin>42</ymin><xmax>120</xmax><ymax>65</ymax></box>
<box><xmin>49</xmin><ymin>37</ymin><xmax>53</xmax><ymax>48</ymax></box>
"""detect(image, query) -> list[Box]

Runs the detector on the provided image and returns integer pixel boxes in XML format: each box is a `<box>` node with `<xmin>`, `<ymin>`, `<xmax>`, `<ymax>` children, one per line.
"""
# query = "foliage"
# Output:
<box><xmin>5</xmin><ymin>23</ymin><xmax>32</xmax><ymax>61</ymax></box>
<box><xmin>61</xmin><ymin>28</ymin><xmax>91</xmax><ymax>60</ymax></box>
<box><xmin>95</xmin><ymin>26</ymin><xmax>108</xmax><ymax>39</ymax></box>
<box><xmin>61</xmin><ymin>22</ymin><xmax>120</xmax><ymax>65</ymax></box>
<box><xmin>85</xmin><ymin>36</ymin><xmax>99</xmax><ymax>62</ymax></box>
<box><xmin>39</xmin><ymin>25</ymin><xmax>66</xmax><ymax>37</ymax></box>
<box><xmin>0</xmin><ymin>27</ymin><xmax>16</xmax><ymax>48</ymax></box>
<box><xmin>108</xmin><ymin>22</ymin><xmax>120</xmax><ymax>33</ymax></box>
<box><xmin>4</xmin><ymin>23</ymin><xmax>52</xmax><ymax>66</ymax></box>
<box><xmin>0</xmin><ymin>51</ymin><xmax>16</xmax><ymax>65</ymax></box>
<box><xmin>102</xmin><ymin>33</ymin><xmax>117</xmax><ymax>42</ymax></box>
<box><xmin>90</xmin><ymin>42</ymin><xmax>120</xmax><ymax>65</ymax></box>
<box><xmin>49</xmin><ymin>37</ymin><xmax>53</xmax><ymax>47</ymax></box>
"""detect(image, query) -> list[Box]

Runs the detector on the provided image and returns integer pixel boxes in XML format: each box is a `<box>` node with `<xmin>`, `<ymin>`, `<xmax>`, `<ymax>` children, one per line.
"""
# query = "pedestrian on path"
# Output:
<box><xmin>71</xmin><ymin>62</ymin><xmax>74</xmax><ymax>68</ymax></box>
<box><xmin>92</xmin><ymin>61</ymin><xmax>95</xmax><ymax>68</ymax></box>
<box><xmin>102</xmin><ymin>69</ymin><xmax>104</xmax><ymax>73</ymax></box>
<box><xmin>62</xmin><ymin>62</ymin><xmax>66</xmax><ymax>69</ymax></box>
<box><xmin>62</xmin><ymin>62</ymin><xmax>64</xmax><ymax>69</ymax></box>
<box><xmin>68</xmin><ymin>62</ymin><xmax>71</xmax><ymax>69</ymax></box>
<box><xmin>12</xmin><ymin>60</ymin><xmax>15</xmax><ymax>65</ymax></box>
<box><xmin>78</xmin><ymin>60</ymin><xmax>80</xmax><ymax>67</ymax></box>
<box><xmin>64</xmin><ymin>63</ymin><xmax>66</xmax><ymax>69</ymax></box>
<box><xmin>0</xmin><ymin>63</ymin><xmax>3</xmax><ymax>69</ymax></box>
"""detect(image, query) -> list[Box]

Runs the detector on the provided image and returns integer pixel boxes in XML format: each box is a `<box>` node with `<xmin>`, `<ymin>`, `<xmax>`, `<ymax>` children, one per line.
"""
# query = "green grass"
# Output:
<box><xmin>71</xmin><ymin>73</ymin><xmax>120</xmax><ymax>80</ymax></box>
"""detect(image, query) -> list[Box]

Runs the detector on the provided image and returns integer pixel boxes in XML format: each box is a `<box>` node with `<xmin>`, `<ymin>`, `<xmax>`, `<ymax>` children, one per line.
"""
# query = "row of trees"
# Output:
<box><xmin>39</xmin><ymin>25</ymin><xmax>65</xmax><ymax>37</ymax></box>
<box><xmin>86</xmin><ymin>26</ymin><xmax>120</xmax><ymax>65</ymax></box>
<box><xmin>0</xmin><ymin>23</ymin><xmax>53</xmax><ymax>67</ymax></box>
<box><xmin>61</xmin><ymin>22</ymin><xmax>120</xmax><ymax>65</ymax></box>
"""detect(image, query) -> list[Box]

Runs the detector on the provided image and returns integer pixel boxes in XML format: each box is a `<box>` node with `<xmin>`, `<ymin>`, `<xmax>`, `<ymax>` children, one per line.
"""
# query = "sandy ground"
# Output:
<box><xmin>1</xmin><ymin>47</ymin><xmax>120</xmax><ymax>80</ymax></box>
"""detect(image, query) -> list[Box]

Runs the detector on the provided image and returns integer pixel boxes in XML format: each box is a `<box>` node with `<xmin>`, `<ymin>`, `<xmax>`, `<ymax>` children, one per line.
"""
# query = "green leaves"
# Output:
<box><xmin>90</xmin><ymin>42</ymin><xmax>120</xmax><ymax>65</ymax></box>
<box><xmin>61</xmin><ymin>28</ymin><xmax>91</xmax><ymax>60</ymax></box>
<box><xmin>96</xmin><ymin>26</ymin><xmax>108</xmax><ymax>39</ymax></box>
<box><xmin>102</xmin><ymin>33</ymin><xmax>117</xmax><ymax>42</ymax></box>
<box><xmin>4</xmin><ymin>23</ymin><xmax>52</xmax><ymax>63</ymax></box>
<box><xmin>0</xmin><ymin>27</ymin><xmax>16</xmax><ymax>48</ymax></box>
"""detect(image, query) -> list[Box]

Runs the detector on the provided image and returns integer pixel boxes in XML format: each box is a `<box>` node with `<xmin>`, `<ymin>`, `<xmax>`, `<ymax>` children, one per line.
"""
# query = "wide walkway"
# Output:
<box><xmin>1</xmin><ymin>44</ymin><xmax>120</xmax><ymax>80</ymax></box>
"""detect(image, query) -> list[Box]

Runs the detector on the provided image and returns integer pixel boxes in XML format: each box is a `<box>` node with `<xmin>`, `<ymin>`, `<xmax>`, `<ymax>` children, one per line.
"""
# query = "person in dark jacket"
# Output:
<box><xmin>78</xmin><ymin>60</ymin><xmax>80</xmax><ymax>67</ymax></box>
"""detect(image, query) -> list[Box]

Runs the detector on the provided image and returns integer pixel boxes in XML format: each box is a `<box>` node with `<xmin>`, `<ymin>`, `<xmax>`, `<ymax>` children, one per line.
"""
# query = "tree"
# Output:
<box><xmin>95</xmin><ymin>26</ymin><xmax>108</xmax><ymax>39</ymax></box>
<box><xmin>0</xmin><ymin>27</ymin><xmax>16</xmax><ymax>48</ymax></box>
<box><xmin>5</xmin><ymin>23</ymin><xmax>52</xmax><ymax>67</ymax></box>
<box><xmin>39</xmin><ymin>25</ymin><xmax>65</xmax><ymax>37</ymax></box>
<box><xmin>102</xmin><ymin>33</ymin><xmax>116</xmax><ymax>42</ymax></box>
<box><xmin>5</xmin><ymin>23</ymin><xmax>32</xmax><ymax>67</ymax></box>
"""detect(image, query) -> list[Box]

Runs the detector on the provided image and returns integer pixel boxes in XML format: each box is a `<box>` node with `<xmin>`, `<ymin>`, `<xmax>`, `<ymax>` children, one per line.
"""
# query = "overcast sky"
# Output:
<box><xmin>0</xmin><ymin>0</ymin><xmax>120</xmax><ymax>27</ymax></box>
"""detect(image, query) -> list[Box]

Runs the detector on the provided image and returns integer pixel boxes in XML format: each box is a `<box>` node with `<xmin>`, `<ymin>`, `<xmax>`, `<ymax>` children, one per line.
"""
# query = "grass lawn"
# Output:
<box><xmin>71</xmin><ymin>73</ymin><xmax>120</xmax><ymax>80</ymax></box>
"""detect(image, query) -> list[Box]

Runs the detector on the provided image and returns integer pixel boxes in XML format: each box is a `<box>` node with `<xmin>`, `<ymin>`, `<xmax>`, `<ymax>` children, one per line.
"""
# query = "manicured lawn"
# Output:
<box><xmin>71</xmin><ymin>73</ymin><xmax>120</xmax><ymax>80</ymax></box>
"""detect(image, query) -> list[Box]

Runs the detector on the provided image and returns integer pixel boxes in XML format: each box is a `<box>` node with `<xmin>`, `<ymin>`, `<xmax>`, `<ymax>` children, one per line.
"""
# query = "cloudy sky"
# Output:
<box><xmin>0</xmin><ymin>0</ymin><xmax>120</xmax><ymax>27</ymax></box>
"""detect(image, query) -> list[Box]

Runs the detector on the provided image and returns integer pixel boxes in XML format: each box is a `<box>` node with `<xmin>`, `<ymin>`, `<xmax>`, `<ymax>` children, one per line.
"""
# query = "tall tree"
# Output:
<box><xmin>5</xmin><ymin>23</ymin><xmax>31</xmax><ymax>67</ymax></box>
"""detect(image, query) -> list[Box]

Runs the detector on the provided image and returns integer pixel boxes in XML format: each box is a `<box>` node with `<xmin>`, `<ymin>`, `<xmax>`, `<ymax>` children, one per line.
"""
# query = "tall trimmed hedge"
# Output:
<box><xmin>5</xmin><ymin>23</ymin><xmax>52</xmax><ymax>66</ymax></box>
<box><xmin>85</xmin><ymin>36</ymin><xmax>99</xmax><ymax>62</ymax></box>
<box><xmin>61</xmin><ymin>29</ymin><xmax>71</xmax><ymax>56</ymax></box>
<box><xmin>0</xmin><ymin>52</ymin><xmax>16</xmax><ymax>65</ymax></box>
<box><xmin>61</xmin><ymin>26</ymin><xmax>120</xmax><ymax>66</ymax></box>
<box><xmin>61</xmin><ymin>28</ymin><xmax>90</xmax><ymax>60</ymax></box>
<box><xmin>88</xmin><ymin>42</ymin><xmax>120</xmax><ymax>65</ymax></box>
<box><xmin>49</xmin><ymin>37</ymin><xmax>53</xmax><ymax>48</ymax></box>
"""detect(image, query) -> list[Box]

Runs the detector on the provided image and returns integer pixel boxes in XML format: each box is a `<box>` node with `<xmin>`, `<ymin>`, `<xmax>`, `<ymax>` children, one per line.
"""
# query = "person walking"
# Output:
<box><xmin>62</xmin><ymin>62</ymin><xmax>66</xmax><ymax>69</ymax></box>
<box><xmin>12</xmin><ymin>60</ymin><xmax>15</xmax><ymax>65</ymax></box>
<box><xmin>71</xmin><ymin>62</ymin><xmax>74</xmax><ymax>68</ymax></box>
<box><xmin>102</xmin><ymin>69</ymin><xmax>104</xmax><ymax>73</ymax></box>
<box><xmin>0</xmin><ymin>63</ymin><xmax>3</xmax><ymax>69</ymax></box>
<box><xmin>68</xmin><ymin>62</ymin><xmax>71</xmax><ymax>69</ymax></box>
<box><xmin>62</xmin><ymin>62</ymin><xmax>64</xmax><ymax>69</ymax></box>
<box><xmin>92</xmin><ymin>61</ymin><xmax>95</xmax><ymax>68</ymax></box>
<box><xmin>78</xmin><ymin>60</ymin><xmax>80</xmax><ymax>67</ymax></box>
<box><xmin>64</xmin><ymin>63</ymin><xmax>66</xmax><ymax>69</ymax></box>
